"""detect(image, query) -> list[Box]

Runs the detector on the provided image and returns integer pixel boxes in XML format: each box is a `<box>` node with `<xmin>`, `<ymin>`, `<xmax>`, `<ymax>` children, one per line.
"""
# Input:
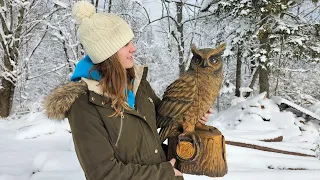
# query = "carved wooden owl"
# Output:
<box><xmin>157</xmin><ymin>43</ymin><xmax>226</xmax><ymax>160</ymax></box>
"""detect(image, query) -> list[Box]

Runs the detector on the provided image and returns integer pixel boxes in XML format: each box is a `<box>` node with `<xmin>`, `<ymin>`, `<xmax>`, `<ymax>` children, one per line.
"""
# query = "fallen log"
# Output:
<box><xmin>261</xmin><ymin>136</ymin><xmax>283</xmax><ymax>142</ymax></box>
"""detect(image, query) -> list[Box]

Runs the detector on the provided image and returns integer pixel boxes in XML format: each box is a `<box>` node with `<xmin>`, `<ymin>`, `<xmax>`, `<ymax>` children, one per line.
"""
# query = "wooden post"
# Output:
<box><xmin>167</xmin><ymin>128</ymin><xmax>228</xmax><ymax>177</ymax></box>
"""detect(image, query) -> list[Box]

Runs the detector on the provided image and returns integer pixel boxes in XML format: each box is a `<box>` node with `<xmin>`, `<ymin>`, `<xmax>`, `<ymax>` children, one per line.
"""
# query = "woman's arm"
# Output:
<box><xmin>68</xmin><ymin>98</ymin><xmax>175</xmax><ymax>180</ymax></box>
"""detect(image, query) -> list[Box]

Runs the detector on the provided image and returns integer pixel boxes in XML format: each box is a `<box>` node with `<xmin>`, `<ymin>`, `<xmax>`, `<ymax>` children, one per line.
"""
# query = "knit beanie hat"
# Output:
<box><xmin>72</xmin><ymin>1</ymin><xmax>134</xmax><ymax>64</ymax></box>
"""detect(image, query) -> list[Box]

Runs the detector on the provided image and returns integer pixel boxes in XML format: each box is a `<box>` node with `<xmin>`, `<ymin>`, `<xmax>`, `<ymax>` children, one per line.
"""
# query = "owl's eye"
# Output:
<box><xmin>209</xmin><ymin>56</ymin><xmax>219</xmax><ymax>64</ymax></box>
<box><xmin>194</xmin><ymin>55</ymin><xmax>202</xmax><ymax>64</ymax></box>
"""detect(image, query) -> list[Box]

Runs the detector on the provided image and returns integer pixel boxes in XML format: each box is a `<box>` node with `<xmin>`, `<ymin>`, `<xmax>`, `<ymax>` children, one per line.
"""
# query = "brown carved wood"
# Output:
<box><xmin>167</xmin><ymin>129</ymin><xmax>228</xmax><ymax>177</ymax></box>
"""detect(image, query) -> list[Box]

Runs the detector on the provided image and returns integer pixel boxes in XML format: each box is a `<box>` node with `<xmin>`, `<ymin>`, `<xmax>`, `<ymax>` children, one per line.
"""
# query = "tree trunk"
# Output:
<box><xmin>245</xmin><ymin>67</ymin><xmax>260</xmax><ymax>98</ymax></box>
<box><xmin>259</xmin><ymin>66</ymin><xmax>269</xmax><ymax>97</ymax></box>
<box><xmin>59</xmin><ymin>31</ymin><xmax>74</xmax><ymax>73</ymax></box>
<box><xmin>95</xmin><ymin>0</ymin><xmax>99</xmax><ymax>10</ymax></box>
<box><xmin>0</xmin><ymin>78</ymin><xmax>14</xmax><ymax>117</ymax></box>
<box><xmin>176</xmin><ymin>1</ymin><xmax>185</xmax><ymax>75</ymax></box>
<box><xmin>108</xmin><ymin>0</ymin><xmax>112</xmax><ymax>13</ymax></box>
<box><xmin>235</xmin><ymin>46</ymin><xmax>242</xmax><ymax>97</ymax></box>
<box><xmin>0</xmin><ymin>1</ymin><xmax>25</xmax><ymax>117</ymax></box>
<box><xmin>258</xmin><ymin>14</ymin><xmax>271</xmax><ymax>97</ymax></box>
<box><xmin>0</xmin><ymin>54</ymin><xmax>14</xmax><ymax>117</ymax></box>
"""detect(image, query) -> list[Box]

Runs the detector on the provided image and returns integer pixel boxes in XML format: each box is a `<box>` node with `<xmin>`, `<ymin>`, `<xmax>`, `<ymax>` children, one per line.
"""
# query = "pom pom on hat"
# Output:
<box><xmin>72</xmin><ymin>1</ymin><xmax>96</xmax><ymax>24</ymax></box>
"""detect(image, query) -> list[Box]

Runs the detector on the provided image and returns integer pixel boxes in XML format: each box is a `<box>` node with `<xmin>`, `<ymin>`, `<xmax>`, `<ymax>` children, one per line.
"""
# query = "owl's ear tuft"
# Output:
<box><xmin>216</xmin><ymin>43</ymin><xmax>227</xmax><ymax>53</ymax></box>
<box><xmin>209</xmin><ymin>43</ymin><xmax>227</xmax><ymax>56</ymax></box>
<box><xmin>191</xmin><ymin>44</ymin><xmax>199</xmax><ymax>55</ymax></box>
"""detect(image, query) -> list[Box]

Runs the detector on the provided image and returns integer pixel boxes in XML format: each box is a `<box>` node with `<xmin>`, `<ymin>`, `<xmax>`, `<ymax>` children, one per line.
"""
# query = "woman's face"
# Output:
<box><xmin>117</xmin><ymin>41</ymin><xmax>136</xmax><ymax>69</ymax></box>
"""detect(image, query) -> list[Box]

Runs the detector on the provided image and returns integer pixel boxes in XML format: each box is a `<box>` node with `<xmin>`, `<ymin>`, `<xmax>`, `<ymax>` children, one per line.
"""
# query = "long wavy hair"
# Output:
<box><xmin>90</xmin><ymin>54</ymin><xmax>135</xmax><ymax>117</ymax></box>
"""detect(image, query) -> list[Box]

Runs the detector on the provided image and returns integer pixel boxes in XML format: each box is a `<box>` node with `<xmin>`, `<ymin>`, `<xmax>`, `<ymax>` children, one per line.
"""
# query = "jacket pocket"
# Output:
<box><xmin>113</xmin><ymin>115</ymin><xmax>140</xmax><ymax>163</ymax></box>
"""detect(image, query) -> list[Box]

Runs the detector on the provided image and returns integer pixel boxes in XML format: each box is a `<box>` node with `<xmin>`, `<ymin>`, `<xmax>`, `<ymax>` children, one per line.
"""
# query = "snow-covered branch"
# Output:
<box><xmin>27</xmin><ymin>63</ymin><xmax>69</xmax><ymax>80</ymax></box>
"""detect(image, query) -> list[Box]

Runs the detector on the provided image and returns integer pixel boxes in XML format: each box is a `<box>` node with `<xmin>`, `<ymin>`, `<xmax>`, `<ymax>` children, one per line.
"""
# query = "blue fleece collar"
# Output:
<box><xmin>70</xmin><ymin>55</ymin><xmax>135</xmax><ymax>109</ymax></box>
<box><xmin>70</xmin><ymin>55</ymin><xmax>100</xmax><ymax>81</ymax></box>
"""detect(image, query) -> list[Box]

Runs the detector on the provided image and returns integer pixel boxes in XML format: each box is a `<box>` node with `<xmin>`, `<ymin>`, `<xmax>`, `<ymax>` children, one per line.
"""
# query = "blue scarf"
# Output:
<box><xmin>70</xmin><ymin>55</ymin><xmax>135</xmax><ymax>109</ymax></box>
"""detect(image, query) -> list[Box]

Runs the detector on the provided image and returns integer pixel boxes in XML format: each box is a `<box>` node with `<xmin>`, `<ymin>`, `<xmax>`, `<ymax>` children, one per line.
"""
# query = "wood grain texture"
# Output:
<box><xmin>167</xmin><ymin>129</ymin><xmax>228</xmax><ymax>177</ymax></box>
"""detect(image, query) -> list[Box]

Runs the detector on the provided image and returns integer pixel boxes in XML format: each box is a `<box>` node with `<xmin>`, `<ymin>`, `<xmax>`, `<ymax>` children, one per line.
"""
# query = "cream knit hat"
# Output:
<box><xmin>72</xmin><ymin>1</ymin><xmax>134</xmax><ymax>64</ymax></box>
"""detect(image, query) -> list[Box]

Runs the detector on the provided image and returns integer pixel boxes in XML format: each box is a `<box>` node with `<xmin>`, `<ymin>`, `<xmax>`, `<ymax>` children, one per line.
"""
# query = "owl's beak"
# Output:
<box><xmin>201</xmin><ymin>60</ymin><xmax>208</xmax><ymax>68</ymax></box>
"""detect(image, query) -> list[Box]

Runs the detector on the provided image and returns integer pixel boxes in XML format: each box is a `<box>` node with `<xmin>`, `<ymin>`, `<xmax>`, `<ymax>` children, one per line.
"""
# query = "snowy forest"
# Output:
<box><xmin>0</xmin><ymin>0</ymin><xmax>320</xmax><ymax>117</ymax></box>
<box><xmin>1</xmin><ymin>0</ymin><xmax>320</xmax><ymax>180</ymax></box>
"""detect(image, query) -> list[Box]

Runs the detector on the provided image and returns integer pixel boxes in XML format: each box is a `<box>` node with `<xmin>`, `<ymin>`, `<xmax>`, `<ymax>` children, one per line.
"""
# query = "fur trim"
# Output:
<box><xmin>44</xmin><ymin>81</ymin><xmax>87</xmax><ymax>120</ymax></box>
<box><xmin>133</xmin><ymin>65</ymin><xmax>144</xmax><ymax>95</ymax></box>
<box><xmin>82</xmin><ymin>78</ymin><xmax>104</xmax><ymax>95</ymax></box>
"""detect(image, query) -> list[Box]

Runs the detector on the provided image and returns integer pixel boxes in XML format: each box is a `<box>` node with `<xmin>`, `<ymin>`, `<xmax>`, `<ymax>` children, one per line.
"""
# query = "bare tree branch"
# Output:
<box><xmin>27</xmin><ymin>63</ymin><xmax>69</xmax><ymax>80</ymax></box>
<box><xmin>164</xmin><ymin>0</ymin><xmax>201</xmax><ymax>9</ymax></box>
<box><xmin>25</xmin><ymin>25</ymin><xmax>49</xmax><ymax>64</ymax></box>
<box><xmin>132</xmin><ymin>1</ymin><xmax>151</xmax><ymax>23</ymax></box>
<box><xmin>303</xmin><ymin>4</ymin><xmax>320</xmax><ymax>18</ymax></box>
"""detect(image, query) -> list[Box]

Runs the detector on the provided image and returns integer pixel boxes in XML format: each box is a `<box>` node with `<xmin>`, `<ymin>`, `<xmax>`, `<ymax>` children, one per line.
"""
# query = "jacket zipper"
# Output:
<box><xmin>115</xmin><ymin>112</ymin><xmax>124</xmax><ymax>147</ymax></box>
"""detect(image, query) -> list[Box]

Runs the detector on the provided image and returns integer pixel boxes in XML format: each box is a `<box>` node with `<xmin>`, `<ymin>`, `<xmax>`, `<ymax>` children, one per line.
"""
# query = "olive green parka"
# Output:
<box><xmin>44</xmin><ymin>65</ymin><xmax>177</xmax><ymax>180</ymax></box>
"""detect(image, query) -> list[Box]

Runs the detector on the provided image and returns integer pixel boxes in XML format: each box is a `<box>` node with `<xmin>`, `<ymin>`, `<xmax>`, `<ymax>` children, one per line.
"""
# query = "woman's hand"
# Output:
<box><xmin>169</xmin><ymin>158</ymin><xmax>183</xmax><ymax>176</ymax></box>
<box><xmin>198</xmin><ymin>108</ymin><xmax>213</xmax><ymax>125</ymax></box>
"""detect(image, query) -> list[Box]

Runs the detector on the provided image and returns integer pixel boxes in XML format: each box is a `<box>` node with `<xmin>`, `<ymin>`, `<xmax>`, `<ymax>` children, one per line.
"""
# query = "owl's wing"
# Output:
<box><xmin>156</xmin><ymin>74</ymin><xmax>196</xmax><ymax>128</ymax></box>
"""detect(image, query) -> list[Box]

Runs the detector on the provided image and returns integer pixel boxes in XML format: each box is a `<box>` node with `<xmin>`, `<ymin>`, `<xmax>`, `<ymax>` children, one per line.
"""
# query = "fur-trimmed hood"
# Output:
<box><xmin>44</xmin><ymin>81</ymin><xmax>88</xmax><ymax>120</ymax></box>
<box><xmin>44</xmin><ymin>65</ymin><xmax>145</xmax><ymax>120</ymax></box>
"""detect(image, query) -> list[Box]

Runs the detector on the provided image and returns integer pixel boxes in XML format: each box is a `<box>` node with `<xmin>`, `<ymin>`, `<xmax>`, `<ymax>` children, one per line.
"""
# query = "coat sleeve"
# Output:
<box><xmin>68</xmin><ymin>98</ymin><xmax>175</xmax><ymax>180</ymax></box>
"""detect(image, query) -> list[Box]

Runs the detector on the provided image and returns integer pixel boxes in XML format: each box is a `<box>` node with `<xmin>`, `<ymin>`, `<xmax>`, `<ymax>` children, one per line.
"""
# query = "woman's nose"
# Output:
<box><xmin>129</xmin><ymin>42</ymin><xmax>136</xmax><ymax>53</ymax></box>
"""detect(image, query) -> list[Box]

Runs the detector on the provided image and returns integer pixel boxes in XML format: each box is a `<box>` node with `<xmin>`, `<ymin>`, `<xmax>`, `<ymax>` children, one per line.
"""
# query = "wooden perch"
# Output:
<box><xmin>225</xmin><ymin>139</ymin><xmax>315</xmax><ymax>157</ymax></box>
<box><xmin>167</xmin><ymin>128</ymin><xmax>228</xmax><ymax>177</ymax></box>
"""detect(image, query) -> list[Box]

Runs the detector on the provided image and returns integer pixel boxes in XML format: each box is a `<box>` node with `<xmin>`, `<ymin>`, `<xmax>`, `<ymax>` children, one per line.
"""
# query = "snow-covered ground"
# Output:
<box><xmin>1</xmin><ymin>93</ymin><xmax>320</xmax><ymax>180</ymax></box>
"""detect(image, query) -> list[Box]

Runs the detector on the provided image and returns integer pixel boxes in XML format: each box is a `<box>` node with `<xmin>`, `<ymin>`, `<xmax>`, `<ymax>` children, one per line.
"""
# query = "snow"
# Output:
<box><xmin>309</xmin><ymin>102</ymin><xmax>320</xmax><ymax>117</ymax></box>
<box><xmin>260</xmin><ymin>55</ymin><xmax>267</xmax><ymax>62</ymax></box>
<box><xmin>272</xmin><ymin>96</ymin><xmax>320</xmax><ymax>121</ymax></box>
<box><xmin>33</xmin><ymin>151</ymin><xmax>82</xmax><ymax>172</ymax></box>
<box><xmin>222</xmin><ymin>47</ymin><xmax>234</xmax><ymax>56</ymax></box>
<box><xmin>200</xmin><ymin>0</ymin><xmax>212</xmax><ymax>11</ymax></box>
<box><xmin>240</xmin><ymin>9</ymin><xmax>250</xmax><ymax>15</ymax></box>
<box><xmin>210</xmin><ymin>93</ymin><xmax>320</xmax><ymax>142</ymax></box>
<box><xmin>52</xmin><ymin>0</ymin><xmax>69</xmax><ymax>9</ymax></box>
<box><xmin>1</xmin><ymin>93</ymin><xmax>320</xmax><ymax>180</ymax></box>
<box><xmin>220</xmin><ymin>80</ymin><xmax>235</xmax><ymax>95</ymax></box>
<box><xmin>239</xmin><ymin>87</ymin><xmax>252</xmax><ymax>93</ymax></box>
<box><xmin>289</xmin><ymin>37</ymin><xmax>307</xmax><ymax>46</ymax></box>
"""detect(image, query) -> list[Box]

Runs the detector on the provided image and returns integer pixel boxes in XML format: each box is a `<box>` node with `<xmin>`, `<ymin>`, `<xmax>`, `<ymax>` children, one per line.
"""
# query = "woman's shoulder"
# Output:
<box><xmin>44</xmin><ymin>80</ymin><xmax>88</xmax><ymax>121</ymax></box>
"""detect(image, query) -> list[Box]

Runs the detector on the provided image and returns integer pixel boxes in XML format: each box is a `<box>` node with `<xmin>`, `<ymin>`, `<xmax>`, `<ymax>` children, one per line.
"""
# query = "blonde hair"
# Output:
<box><xmin>90</xmin><ymin>54</ymin><xmax>135</xmax><ymax>117</ymax></box>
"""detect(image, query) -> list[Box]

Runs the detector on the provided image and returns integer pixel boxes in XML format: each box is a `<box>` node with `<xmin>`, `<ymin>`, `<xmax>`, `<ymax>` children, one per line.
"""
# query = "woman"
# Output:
<box><xmin>44</xmin><ymin>1</ymin><xmax>211</xmax><ymax>179</ymax></box>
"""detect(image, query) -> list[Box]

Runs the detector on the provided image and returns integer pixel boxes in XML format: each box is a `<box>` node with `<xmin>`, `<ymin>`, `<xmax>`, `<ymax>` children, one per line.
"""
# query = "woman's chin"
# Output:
<box><xmin>125</xmin><ymin>63</ymin><xmax>134</xmax><ymax>69</ymax></box>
